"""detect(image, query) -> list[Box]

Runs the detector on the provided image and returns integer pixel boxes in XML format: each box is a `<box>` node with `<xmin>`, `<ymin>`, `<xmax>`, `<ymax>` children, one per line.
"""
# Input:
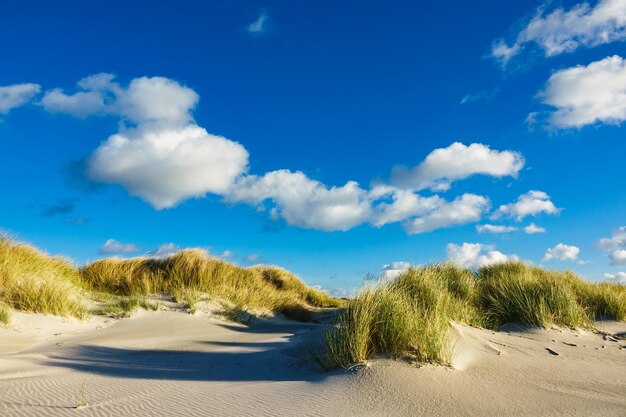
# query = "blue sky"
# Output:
<box><xmin>1</xmin><ymin>0</ymin><xmax>625</xmax><ymax>294</ymax></box>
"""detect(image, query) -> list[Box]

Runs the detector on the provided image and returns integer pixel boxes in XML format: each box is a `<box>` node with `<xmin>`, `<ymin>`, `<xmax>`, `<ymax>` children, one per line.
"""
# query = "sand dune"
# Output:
<box><xmin>1</xmin><ymin>310</ymin><xmax>624</xmax><ymax>417</ymax></box>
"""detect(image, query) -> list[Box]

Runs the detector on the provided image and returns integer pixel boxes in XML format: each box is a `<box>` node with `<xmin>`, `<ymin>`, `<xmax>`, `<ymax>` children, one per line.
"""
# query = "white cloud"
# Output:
<box><xmin>543</xmin><ymin>243</ymin><xmax>581</xmax><ymax>262</ymax></box>
<box><xmin>226</xmin><ymin>170</ymin><xmax>372</xmax><ymax>232</ymax></box>
<box><xmin>524</xmin><ymin>223</ymin><xmax>546</xmax><ymax>234</ymax></box>
<box><xmin>540</xmin><ymin>55</ymin><xmax>626</xmax><ymax>128</ymax></box>
<box><xmin>0</xmin><ymin>83</ymin><xmax>41</xmax><ymax>114</ymax></box>
<box><xmin>42</xmin><ymin>74</ymin><xmax>248</xmax><ymax>209</ymax></box>
<box><xmin>42</xmin><ymin>75</ymin><xmax>531</xmax><ymax>235</ymax></box>
<box><xmin>492</xmin><ymin>0</ymin><xmax>626</xmax><ymax>65</ymax></box>
<box><xmin>604</xmin><ymin>271</ymin><xmax>626</xmax><ymax>283</ymax></box>
<box><xmin>492</xmin><ymin>190</ymin><xmax>560</xmax><ymax>221</ymax></box>
<box><xmin>247</xmin><ymin>12</ymin><xmax>269</xmax><ymax>34</ymax></box>
<box><xmin>99</xmin><ymin>239</ymin><xmax>141</xmax><ymax>255</ymax></box>
<box><xmin>609</xmin><ymin>249</ymin><xmax>626</xmax><ymax>265</ymax></box>
<box><xmin>476</xmin><ymin>224</ymin><xmax>518</xmax><ymax>234</ymax></box>
<box><xmin>244</xmin><ymin>253</ymin><xmax>260</xmax><ymax>263</ymax></box>
<box><xmin>446</xmin><ymin>242</ymin><xmax>517</xmax><ymax>270</ymax></box>
<box><xmin>597</xmin><ymin>226</ymin><xmax>626</xmax><ymax>250</ymax></box>
<box><xmin>404</xmin><ymin>194</ymin><xmax>490</xmax><ymax>235</ymax></box>
<box><xmin>370</xmin><ymin>186</ymin><xmax>443</xmax><ymax>227</ymax></box>
<box><xmin>391</xmin><ymin>142</ymin><xmax>524</xmax><ymax>191</ymax></box>
<box><xmin>220</xmin><ymin>249</ymin><xmax>235</xmax><ymax>259</ymax></box>
<box><xmin>148</xmin><ymin>243</ymin><xmax>179</xmax><ymax>257</ymax></box>
<box><xmin>380</xmin><ymin>261</ymin><xmax>412</xmax><ymax>280</ymax></box>
<box><xmin>88</xmin><ymin>125</ymin><xmax>249</xmax><ymax>209</ymax></box>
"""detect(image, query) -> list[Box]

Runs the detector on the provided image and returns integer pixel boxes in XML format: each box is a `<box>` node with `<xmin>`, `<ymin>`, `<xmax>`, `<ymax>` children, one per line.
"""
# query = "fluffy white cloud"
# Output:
<box><xmin>0</xmin><ymin>83</ymin><xmax>41</xmax><ymax>114</ymax></box>
<box><xmin>492</xmin><ymin>0</ymin><xmax>626</xmax><ymax>65</ymax></box>
<box><xmin>404</xmin><ymin>194</ymin><xmax>490</xmax><ymax>235</ymax></box>
<box><xmin>391</xmin><ymin>142</ymin><xmax>524</xmax><ymax>191</ymax></box>
<box><xmin>476</xmin><ymin>224</ymin><xmax>518</xmax><ymax>234</ymax></box>
<box><xmin>88</xmin><ymin>125</ymin><xmax>249</xmax><ymax>209</ymax></box>
<box><xmin>604</xmin><ymin>271</ymin><xmax>626</xmax><ymax>283</ymax></box>
<box><xmin>380</xmin><ymin>261</ymin><xmax>412</xmax><ymax>280</ymax></box>
<box><xmin>42</xmin><ymin>74</ymin><xmax>248</xmax><ymax>209</ymax></box>
<box><xmin>370</xmin><ymin>186</ymin><xmax>443</xmax><ymax>227</ymax></box>
<box><xmin>43</xmin><ymin>75</ymin><xmax>528</xmax><ymax>235</ymax></box>
<box><xmin>247</xmin><ymin>12</ymin><xmax>269</xmax><ymax>34</ymax></box>
<box><xmin>524</xmin><ymin>223</ymin><xmax>546</xmax><ymax>234</ymax></box>
<box><xmin>446</xmin><ymin>242</ymin><xmax>517</xmax><ymax>270</ymax></box>
<box><xmin>99</xmin><ymin>239</ymin><xmax>142</xmax><ymax>255</ymax></box>
<box><xmin>543</xmin><ymin>243</ymin><xmax>581</xmax><ymax>262</ymax></box>
<box><xmin>540</xmin><ymin>55</ymin><xmax>626</xmax><ymax>128</ymax></box>
<box><xmin>492</xmin><ymin>190</ymin><xmax>560</xmax><ymax>221</ymax></box>
<box><xmin>597</xmin><ymin>226</ymin><xmax>626</xmax><ymax>250</ymax></box>
<box><xmin>226</xmin><ymin>170</ymin><xmax>372</xmax><ymax>232</ymax></box>
<box><xmin>609</xmin><ymin>249</ymin><xmax>626</xmax><ymax>265</ymax></box>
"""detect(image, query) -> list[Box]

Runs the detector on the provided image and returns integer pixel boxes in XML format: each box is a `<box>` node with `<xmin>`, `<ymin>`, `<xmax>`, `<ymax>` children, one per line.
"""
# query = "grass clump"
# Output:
<box><xmin>0</xmin><ymin>238</ymin><xmax>86</xmax><ymax>319</ymax></box>
<box><xmin>478</xmin><ymin>262</ymin><xmax>592</xmax><ymax>328</ymax></box>
<box><xmin>324</xmin><ymin>261</ymin><xmax>626</xmax><ymax>369</ymax></box>
<box><xmin>80</xmin><ymin>249</ymin><xmax>339</xmax><ymax>321</ymax></box>
<box><xmin>0</xmin><ymin>302</ymin><xmax>11</xmax><ymax>326</ymax></box>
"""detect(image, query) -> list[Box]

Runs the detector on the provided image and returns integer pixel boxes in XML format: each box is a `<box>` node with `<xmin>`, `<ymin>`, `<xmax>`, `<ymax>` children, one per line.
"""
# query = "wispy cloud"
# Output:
<box><xmin>99</xmin><ymin>239</ymin><xmax>142</xmax><ymax>255</ymax></box>
<box><xmin>0</xmin><ymin>83</ymin><xmax>40</xmax><ymax>115</ymax></box>
<box><xmin>247</xmin><ymin>12</ymin><xmax>269</xmax><ymax>35</ymax></box>
<box><xmin>460</xmin><ymin>88</ymin><xmax>499</xmax><ymax>105</ymax></box>
<box><xmin>491</xmin><ymin>0</ymin><xmax>626</xmax><ymax>66</ymax></box>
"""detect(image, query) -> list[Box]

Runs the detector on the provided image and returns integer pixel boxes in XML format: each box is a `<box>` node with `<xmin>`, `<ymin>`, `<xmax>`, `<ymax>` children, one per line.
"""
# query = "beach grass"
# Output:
<box><xmin>79</xmin><ymin>249</ymin><xmax>340</xmax><ymax>320</ymax></box>
<box><xmin>0</xmin><ymin>238</ymin><xmax>87</xmax><ymax>319</ymax></box>
<box><xmin>324</xmin><ymin>261</ymin><xmax>626</xmax><ymax>368</ymax></box>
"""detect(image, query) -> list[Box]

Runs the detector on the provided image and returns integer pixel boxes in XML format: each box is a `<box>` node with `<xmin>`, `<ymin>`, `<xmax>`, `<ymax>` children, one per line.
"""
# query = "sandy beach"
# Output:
<box><xmin>1</xmin><ymin>310</ymin><xmax>624</xmax><ymax>417</ymax></box>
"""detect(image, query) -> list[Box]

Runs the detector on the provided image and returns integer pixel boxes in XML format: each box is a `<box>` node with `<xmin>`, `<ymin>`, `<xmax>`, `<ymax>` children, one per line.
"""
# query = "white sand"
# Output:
<box><xmin>1</xmin><ymin>310</ymin><xmax>624</xmax><ymax>417</ymax></box>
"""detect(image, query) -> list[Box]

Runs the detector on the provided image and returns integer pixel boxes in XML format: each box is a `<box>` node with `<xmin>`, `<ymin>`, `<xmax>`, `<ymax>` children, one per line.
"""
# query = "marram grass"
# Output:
<box><xmin>323</xmin><ymin>262</ymin><xmax>626</xmax><ymax>369</ymax></box>
<box><xmin>79</xmin><ymin>249</ymin><xmax>341</xmax><ymax>320</ymax></box>
<box><xmin>0</xmin><ymin>238</ymin><xmax>87</xmax><ymax>319</ymax></box>
<box><xmin>0</xmin><ymin>238</ymin><xmax>340</xmax><ymax>322</ymax></box>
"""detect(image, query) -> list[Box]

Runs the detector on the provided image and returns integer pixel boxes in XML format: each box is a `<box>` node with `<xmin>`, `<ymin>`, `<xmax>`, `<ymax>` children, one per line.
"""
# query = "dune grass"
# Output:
<box><xmin>0</xmin><ymin>238</ymin><xmax>339</xmax><ymax>322</ymax></box>
<box><xmin>324</xmin><ymin>261</ymin><xmax>626</xmax><ymax>369</ymax></box>
<box><xmin>79</xmin><ymin>249</ymin><xmax>341</xmax><ymax>320</ymax></box>
<box><xmin>0</xmin><ymin>238</ymin><xmax>87</xmax><ymax>319</ymax></box>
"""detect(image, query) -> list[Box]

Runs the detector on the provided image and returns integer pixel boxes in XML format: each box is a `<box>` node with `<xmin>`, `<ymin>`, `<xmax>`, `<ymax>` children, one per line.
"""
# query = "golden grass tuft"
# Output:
<box><xmin>80</xmin><ymin>249</ymin><xmax>340</xmax><ymax>320</ymax></box>
<box><xmin>0</xmin><ymin>238</ymin><xmax>86</xmax><ymax>319</ymax></box>
<box><xmin>324</xmin><ymin>261</ymin><xmax>626</xmax><ymax>369</ymax></box>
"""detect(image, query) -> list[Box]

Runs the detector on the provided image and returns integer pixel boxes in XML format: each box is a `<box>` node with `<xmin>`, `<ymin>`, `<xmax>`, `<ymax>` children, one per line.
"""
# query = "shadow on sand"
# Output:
<box><xmin>42</xmin><ymin>321</ymin><xmax>335</xmax><ymax>383</ymax></box>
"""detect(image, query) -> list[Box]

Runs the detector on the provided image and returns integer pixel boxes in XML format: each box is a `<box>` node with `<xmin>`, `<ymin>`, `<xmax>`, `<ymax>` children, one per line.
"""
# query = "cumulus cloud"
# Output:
<box><xmin>609</xmin><ymin>249</ymin><xmax>626</xmax><ymax>265</ymax></box>
<box><xmin>446</xmin><ymin>242</ymin><xmax>517</xmax><ymax>270</ymax></box>
<box><xmin>543</xmin><ymin>243</ymin><xmax>581</xmax><ymax>262</ymax></box>
<box><xmin>247</xmin><ymin>12</ymin><xmax>269</xmax><ymax>34</ymax></box>
<box><xmin>492</xmin><ymin>0</ymin><xmax>626</xmax><ymax>65</ymax></box>
<box><xmin>0</xmin><ymin>83</ymin><xmax>41</xmax><ymax>114</ymax></box>
<box><xmin>99</xmin><ymin>239</ymin><xmax>142</xmax><ymax>255</ymax></box>
<box><xmin>380</xmin><ymin>261</ymin><xmax>412</xmax><ymax>280</ymax></box>
<box><xmin>226</xmin><ymin>170</ymin><xmax>371</xmax><ymax>232</ymax></box>
<box><xmin>391</xmin><ymin>142</ymin><xmax>524</xmax><ymax>191</ymax></box>
<box><xmin>604</xmin><ymin>271</ymin><xmax>626</xmax><ymax>283</ymax></box>
<box><xmin>597</xmin><ymin>226</ymin><xmax>626</xmax><ymax>266</ymax></box>
<box><xmin>597</xmin><ymin>226</ymin><xmax>626</xmax><ymax>250</ymax></box>
<box><xmin>539</xmin><ymin>55</ymin><xmax>626</xmax><ymax>128</ymax></box>
<box><xmin>492</xmin><ymin>190</ymin><xmax>560</xmax><ymax>221</ymax></box>
<box><xmin>148</xmin><ymin>243</ymin><xmax>179</xmax><ymax>257</ymax></box>
<box><xmin>524</xmin><ymin>223</ymin><xmax>546</xmax><ymax>234</ymax></box>
<box><xmin>476</xmin><ymin>224</ymin><xmax>518</xmax><ymax>234</ymax></box>
<box><xmin>41</xmin><ymin>74</ymin><xmax>249</xmax><ymax>209</ymax></box>
<box><xmin>403</xmin><ymin>194</ymin><xmax>490</xmax><ymax>235</ymax></box>
<box><xmin>43</xmin><ymin>74</ymin><xmax>527</xmax><ymax>235</ymax></box>
<box><xmin>88</xmin><ymin>125</ymin><xmax>249</xmax><ymax>209</ymax></box>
